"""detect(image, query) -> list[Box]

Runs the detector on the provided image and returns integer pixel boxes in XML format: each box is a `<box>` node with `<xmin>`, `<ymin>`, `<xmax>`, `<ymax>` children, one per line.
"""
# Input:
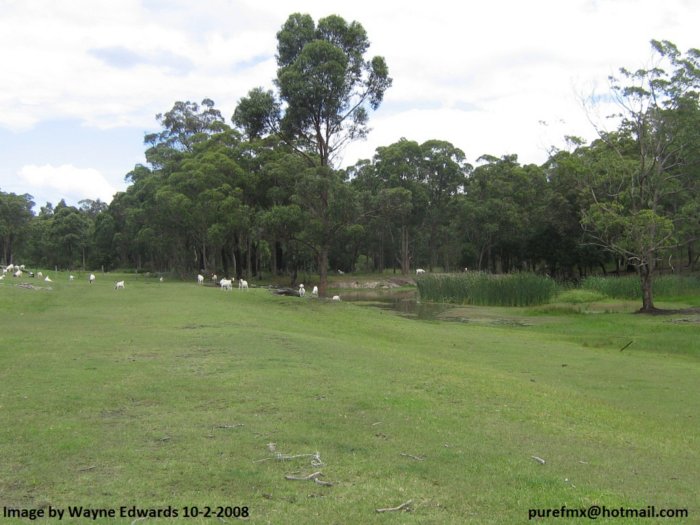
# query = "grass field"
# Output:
<box><xmin>0</xmin><ymin>272</ymin><xmax>698</xmax><ymax>524</ymax></box>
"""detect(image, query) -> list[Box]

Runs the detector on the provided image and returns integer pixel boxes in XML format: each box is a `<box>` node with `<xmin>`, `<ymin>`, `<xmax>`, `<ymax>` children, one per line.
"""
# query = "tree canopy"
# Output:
<box><xmin>5</xmin><ymin>34</ymin><xmax>699</xmax><ymax>312</ymax></box>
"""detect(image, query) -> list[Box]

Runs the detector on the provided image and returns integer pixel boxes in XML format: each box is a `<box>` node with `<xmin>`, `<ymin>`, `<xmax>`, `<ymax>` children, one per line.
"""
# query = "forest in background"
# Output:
<box><xmin>1</xmin><ymin>15</ymin><xmax>699</xmax><ymax>311</ymax></box>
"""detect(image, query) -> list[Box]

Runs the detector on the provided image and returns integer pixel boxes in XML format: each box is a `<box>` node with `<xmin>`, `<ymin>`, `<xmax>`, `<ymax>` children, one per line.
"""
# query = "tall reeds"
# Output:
<box><xmin>416</xmin><ymin>272</ymin><xmax>557</xmax><ymax>306</ymax></box>
<box><xmin>582</xmin><ymin>274</ymin><xmax>700</xmax><ymax>299</ymax></box>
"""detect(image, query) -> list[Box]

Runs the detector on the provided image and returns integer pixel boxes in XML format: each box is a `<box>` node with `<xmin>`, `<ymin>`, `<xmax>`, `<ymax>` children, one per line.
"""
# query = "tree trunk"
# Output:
<box><xmin>246</xmin><ymin>236</ymin><xmax>252</xmax><ymax>280</ymax></box>
<box><xmin>638</xmin><ymin>262</ymin><xmax>656</xmax><ymax>313</ymax></box>
<box><xmin>400</xmin><ymin>225</ymin><xmax>410</xmax><ymax>275</ymax></box>
<box><xmin>319</xmin><ymin>246</ymin><xmax>329</xmax><ymax>297</ymax></box>
<box><xmin>378</xmin><ymin>231</ymin><xmax>385</xmax><ymax>273</ymax></box>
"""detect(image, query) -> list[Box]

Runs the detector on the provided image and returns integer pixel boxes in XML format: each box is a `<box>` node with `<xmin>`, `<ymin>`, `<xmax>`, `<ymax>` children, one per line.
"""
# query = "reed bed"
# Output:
<box><xmin>582</xmin><ymin>274</ymin><xmax>700</xmax><ymax>299</ymax></box>
<box><xmin>416</xmin><ymin>272</ymin><xmax>557</xmax><ymax>306</ymax></box>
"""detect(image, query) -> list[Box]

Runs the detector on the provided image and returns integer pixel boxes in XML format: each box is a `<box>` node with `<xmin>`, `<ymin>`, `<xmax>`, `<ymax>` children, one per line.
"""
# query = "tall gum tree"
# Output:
<box><xmin>273</xmin><ymin>13</ymin><xmax>391</xmax><ymax>296</ymax></box>
<box><xmin>582</xmin><ymin>40</ymin><xmax>700</xmax><ymax>312</ymax></box>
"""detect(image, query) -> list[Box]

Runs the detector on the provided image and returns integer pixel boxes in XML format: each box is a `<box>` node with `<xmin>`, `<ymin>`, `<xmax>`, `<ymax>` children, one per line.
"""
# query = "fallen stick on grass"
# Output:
<box><xmin>619</xmin><ymin>340</ymin><xmax>633</xmax><ymax>352</ymax></box>
<box><xmin>400</xmin><ymin>453</ymin><xmax>425</xmax><ymax>461</ymax></box>
<box><xmin>253</xmin><ymin>451</ymin><xmax>323</xmax><ymax>466</ymax></box>
<box><xmin>376</xmin><ymin>500</ymin><xmax>413</xmax><ymax>513</ymax></box>
<box><xmin>284</xmin><ymin>471</ymin><xmax>334</xmax><ymax>486</ymax></box>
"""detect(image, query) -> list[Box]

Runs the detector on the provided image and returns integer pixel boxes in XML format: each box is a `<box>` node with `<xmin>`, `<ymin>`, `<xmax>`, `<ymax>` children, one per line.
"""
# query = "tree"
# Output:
<box><xmin>232</xmin><ymin>87</ymin><xmax>280</xmax><ymax>140</ymax></box>
<box><xmin>273</xmin><ymin>13</ymin><xmax>391</xmax><ymax>295</ymax></box>
<box><xmin>0</xmin><ymin>191</ymin><xmax>34</xmax><ymax>265</ymax></box>
<box><xmin>419</xmin><ymin>140</ymin><xmax>471</xmax><ymax>271</ymax></box>
<box><xmin>582</xmin><ymin>40</ymin><xmax>700</xmax><ymax>312</ymax></box>
<box><xmin>49</xmin><ymin>201</ymin><xmax>92</xmax><ymax>269</ymax></box>
<box><xmin>144</xmin><ymin>99</ymin><xmax>226</xmax><ymax>169</ymax></box>
<box><xmin>370</xmin><ymin>139</ymin><xmax>425</xmax><ymax>274</ymax></box>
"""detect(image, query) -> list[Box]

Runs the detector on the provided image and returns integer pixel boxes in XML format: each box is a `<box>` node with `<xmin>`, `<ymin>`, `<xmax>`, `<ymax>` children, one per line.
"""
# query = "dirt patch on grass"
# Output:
<box><xmin>635</xmin><ymin>306</ymin><xmax>700</xmax><ymax>315</ymax></box>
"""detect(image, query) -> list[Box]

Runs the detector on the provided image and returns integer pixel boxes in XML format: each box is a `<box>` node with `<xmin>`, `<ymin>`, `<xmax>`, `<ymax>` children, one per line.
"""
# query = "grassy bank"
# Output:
<box><xmin>0</xmin><ymin>273</ymin><xmax>698</xmax><ymax>523</ymax></box>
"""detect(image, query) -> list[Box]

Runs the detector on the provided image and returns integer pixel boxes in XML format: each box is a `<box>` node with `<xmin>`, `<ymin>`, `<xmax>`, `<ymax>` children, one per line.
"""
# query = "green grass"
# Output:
<box><xmin>0</xmin><ymin>272</ymin><xmax>698</xmax><ymax>524</ymax></box>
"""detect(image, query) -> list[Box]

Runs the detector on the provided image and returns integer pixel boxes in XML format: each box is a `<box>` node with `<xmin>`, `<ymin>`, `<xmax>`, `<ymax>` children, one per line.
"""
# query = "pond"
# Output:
<box><xmin>337</xmin><ymin>289</ymin><xmax>450</xmax><ymax>321</ymax></box>
<box><xmin>338</xmin><ymin>288</ymin><xmax>538</xmax><ymax>327</ymax></box>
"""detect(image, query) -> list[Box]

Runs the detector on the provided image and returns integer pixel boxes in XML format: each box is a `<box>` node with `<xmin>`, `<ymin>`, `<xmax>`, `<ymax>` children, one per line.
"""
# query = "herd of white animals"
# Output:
<box><xmin>2</xmin><ymin>263</ymin><xmax>349</xmax><ymax>300</ymax></box>
<box><xmin>5</xmin><ymin>262</ymin><xmax>436</xmax><ymax>297</ymax></box>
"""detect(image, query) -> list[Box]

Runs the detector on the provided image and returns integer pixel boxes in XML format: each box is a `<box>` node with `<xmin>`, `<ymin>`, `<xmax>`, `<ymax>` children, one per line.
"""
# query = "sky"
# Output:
<box><xmin>1</xmin><ymin>0</ymin><xmax>698</xmax><ymax>210</ymax></box>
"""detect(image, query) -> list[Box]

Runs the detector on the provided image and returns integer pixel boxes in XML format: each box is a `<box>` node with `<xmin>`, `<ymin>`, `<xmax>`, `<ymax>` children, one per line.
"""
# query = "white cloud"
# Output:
<box><xmin>18</xmin><ymin>164</ymin><xmax>117</xmax><ymax>205</ymax></box>
<box><xmin>0</xmin><ymin>0</ymin><xmax>698</xmax><ymax>198</ymax></box>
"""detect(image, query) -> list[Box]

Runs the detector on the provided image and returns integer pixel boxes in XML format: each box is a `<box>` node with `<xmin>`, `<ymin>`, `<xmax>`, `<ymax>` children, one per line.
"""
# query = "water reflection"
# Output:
<box><xmin>338</xmin><ymin>289</ymin><xmax>450</xmax><ymax>321</ymax></box>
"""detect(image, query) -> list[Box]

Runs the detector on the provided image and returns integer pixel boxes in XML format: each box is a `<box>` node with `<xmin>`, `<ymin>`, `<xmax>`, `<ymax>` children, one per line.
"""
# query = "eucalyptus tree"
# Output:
<box><xmin>0</xmin><ymin>191</ymin><xmax>34</xmax><ymax>265</ymax></box>
<box><xmin>419</xmin><ymin>140</ymin><xmax>471</xmax><ymax>271</ymax></box>
<box><xmin>540</xmin><ymin>142</ymin><xmax>609</xmax><ymax>278</ymax></box>
<box><xmin>459</xmin><ymin>155</ymin><xmax>547</xmax><ymax>272</ymax></box>
<box><xmin>370</xmin><ymin>138</ymin><xmax>425</xmax><ymax>274</ymax></box>
<box><xmin>271</xmin><ymin>12</ymin><xmax>391</xmax><ymax>294</ymax></box>
<box><xmin>144</xmin><ymin>98</ymin><xmax>227</xmax><ymax>170</ymax></box>
<box><xmin>48</xmin><ymin>200</ymin><xmax>92</xmax><ymax>269</ymax></box>
<box><xmin>581</xmin><ymin>40</ymin><xmax>700</xmax><ymax>311</ymax></box>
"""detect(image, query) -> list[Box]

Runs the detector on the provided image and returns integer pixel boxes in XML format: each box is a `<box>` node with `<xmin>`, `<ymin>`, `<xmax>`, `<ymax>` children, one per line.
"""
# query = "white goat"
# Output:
<box><xmin>239</xmin><ymin>279</ymin><xmax>248</xmax><ymax>290</ymax></box>
<box><xmin>197</xmin><ymin>274</ymin><xmax>204</xmax><ymax>285</ymax></box>
<box><xmin>69</xmin><ymin>275</ymin><xmax>75</xmax><ymax>281</ymax></box>
<box><xmin>312</xmin><ymin>285</ymin><xmax>319</xmax><ymax>297</ymax></box>
<box><xmin>37</xmin><ymin>271</ymin><xmax>43</xmax><ymax>278</ymax></box>
<box><xmin>13</xmin><ymin>270</ymin><xmax>22</xmax><ymax>277</ymax></box>
<box><xmin>44</xmin><ymin>276</ymin><xmax>52</xmax><ymax>282</ymax></box>
<box><xmin>416</xmin><ymin>268</ymin><xmax>426</xmax><ymax>275</ymax></box>
<box><xmin>220</xmin><ymin>278</ymin><xmax>233</xmax><ymax>291</ymax></box>
<box><xmin>89</xmin><ymin>273</ymin><xmax>96</xmax><ymax>284</ymax></box>
<box><xmin>159</xmin><ymin>276</ymin><xmax>164</xmax><ymax>282</ymax></box>
<box><xmin>332</xmin><ymin>295</ymin><xmax>341</xmax><ymax>301</ymax></box>
<box><xmin>298</xmin><ymin>283</ymin><xmax>305</xmax><ymax>297</ymax></box>
<box><xmin>115</xmin><ymin>280</ymin><xmax>125</xmax><ymax>290</ymax></box>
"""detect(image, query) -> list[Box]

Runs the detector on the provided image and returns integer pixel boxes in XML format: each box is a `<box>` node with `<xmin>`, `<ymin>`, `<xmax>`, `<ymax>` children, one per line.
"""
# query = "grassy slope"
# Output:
<box><xmin>0</xmin><ymin>274</ymin><xmax>698</xmax><ymax>524</ymax></box>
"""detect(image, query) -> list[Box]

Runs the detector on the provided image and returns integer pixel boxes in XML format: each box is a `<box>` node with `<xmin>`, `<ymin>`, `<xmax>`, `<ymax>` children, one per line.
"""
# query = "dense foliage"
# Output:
<box><xmin>1</xmin><ymin>30</ymin><xmax>699</xmax><ymax>309</ymax></box>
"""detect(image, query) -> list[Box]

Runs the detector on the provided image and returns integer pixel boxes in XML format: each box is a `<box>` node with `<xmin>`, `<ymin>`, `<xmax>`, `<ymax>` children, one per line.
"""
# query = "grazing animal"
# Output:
<box><xmin>44</xmin><ymin>276</ymin><xmax>52</xmax><ymax>282</ymax></box>
<box><xmin>159</xmin><ymin>276</ymin><xmax>164</xmax><ymax>282</ymax></box>
<box><xmin>115</xmin><ymin>280</ymin><xmax>125</xmax><ymax>290</ymax></box>
<box><xmin>416</xmin><ymin>268</ymin><xmax>426</xmax><ymax>275</ymax></box>
<box><xmin>337</xmin><ymin>269</ymin><xmax>344</xmax><ymax>275</ymax></box>
<box><xmin>197</xmin><ymin>274</ymin><xmax>204</xmax><ymax>285</ymax></box>
<box><xmin>220</xmin><ymin>278</ymin><xmax>233</xmax><ymax>291</ymax></box>
<box><xmin>332</xmin><ymin>295</ymin><xmax>341</xmax><ymax>301</ymax></box>
<box><xmin>298</xmin><ymin>284</ymin><xmax>305</xmax><ymax>297</ymax></box>
<box><xmin>0</xmin><ymin>274</ymin><xmax>5</xmax><ymax>280</ymax></box>
<box><xmin>239</xmin><ymin>279</ymin><xmax>249</xmax><ymax>290</ymax></box>
<box><xmin>69</xmin><ymin>275</ymin><xmax>75</xmax><ymax>281</ymax></box>
<box><xmin>89</xmin><ymin>273</ymin><xmax>96</xmax><ymax>284</ymax></box>
<box><xmin>212</xmin><ymin>274</ymin><xmax>218</xmax><ymax>282</ymax></box>
<box><xmin>37</xmin><ymin>271</ymin><xmax>43</xmax><ymax>278</ymax></box>
<box><xmin>13</xmin><ymin>270</ymin><xmax>22</xmax><ymax>277</ymax></box>
<box><xmin>312</xmin><ymin>285</ymin><xmax>318</xmax><ymax>297</ymax></box>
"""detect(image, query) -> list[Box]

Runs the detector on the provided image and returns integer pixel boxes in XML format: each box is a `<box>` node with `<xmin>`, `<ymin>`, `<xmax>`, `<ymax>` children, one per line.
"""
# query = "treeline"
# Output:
<box><xmin>1</xmin><ymin>25</ymin><xmax>699</xmax><ymax>311</ymax></box>
<box><xmin>2</xmin><ymin>119</ymin><xmax>697</xmax><ymax>280</ymax></box>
